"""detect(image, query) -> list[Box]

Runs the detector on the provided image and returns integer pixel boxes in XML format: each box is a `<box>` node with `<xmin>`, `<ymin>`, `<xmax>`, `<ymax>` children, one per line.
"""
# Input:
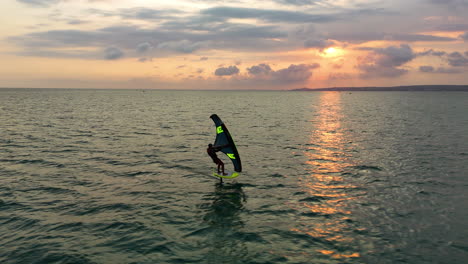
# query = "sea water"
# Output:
<box><xmin>1</xmin><ymin>89</ymin><xmax>467</xmax><ymax>263</ymax></box>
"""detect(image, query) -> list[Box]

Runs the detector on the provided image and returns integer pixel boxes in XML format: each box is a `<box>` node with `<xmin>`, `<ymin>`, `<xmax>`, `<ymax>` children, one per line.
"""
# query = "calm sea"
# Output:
<box><xmin>1</xmin><ymin>89</ymin><xmax>467</xmax><ymax>264</ymax></box>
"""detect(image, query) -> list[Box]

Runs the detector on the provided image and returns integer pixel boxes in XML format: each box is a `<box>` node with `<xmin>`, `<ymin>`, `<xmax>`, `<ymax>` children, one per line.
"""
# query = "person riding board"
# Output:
<box><xmin>207</xmin><ymin>143</ymin><xmax>229</xmax><ymax>175</ymax></box>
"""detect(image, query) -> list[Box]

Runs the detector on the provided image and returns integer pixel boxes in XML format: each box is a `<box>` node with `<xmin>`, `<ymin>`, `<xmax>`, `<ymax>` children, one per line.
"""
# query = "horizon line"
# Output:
<box><xmin>1</xmin><ymin>84</ymin><xmax>468</xmax><ymax>91</ymax></box>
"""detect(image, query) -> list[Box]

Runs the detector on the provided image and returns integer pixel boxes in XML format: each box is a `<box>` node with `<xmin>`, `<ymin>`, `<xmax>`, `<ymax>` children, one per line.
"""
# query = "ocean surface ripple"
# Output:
<box><xmin>1</xmin><ymin>89</ymin><xmax>468</xmax><ymax>263</ymax></box>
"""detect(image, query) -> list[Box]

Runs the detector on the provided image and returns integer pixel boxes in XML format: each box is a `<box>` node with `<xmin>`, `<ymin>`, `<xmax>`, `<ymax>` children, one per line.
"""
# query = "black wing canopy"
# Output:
<box><xmin>210</xmin><ymin>114</ymin><xmax>242</xmax><ymax>172</ymax></box>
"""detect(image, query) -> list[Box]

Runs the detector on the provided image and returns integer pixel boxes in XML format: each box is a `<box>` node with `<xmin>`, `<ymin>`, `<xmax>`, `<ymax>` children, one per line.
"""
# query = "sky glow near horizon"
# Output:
<box><xmin>1</xmin><ymin>0</ymin><xmax>467</xmax><ymax>89</ymax></box>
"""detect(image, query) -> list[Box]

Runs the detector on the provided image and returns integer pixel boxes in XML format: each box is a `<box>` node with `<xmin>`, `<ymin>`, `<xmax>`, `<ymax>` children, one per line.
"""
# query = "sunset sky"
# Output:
<box><xmin>1</xmin><ymin>0</ymin><xmax>467</xmax><ymax>89</ymax></box>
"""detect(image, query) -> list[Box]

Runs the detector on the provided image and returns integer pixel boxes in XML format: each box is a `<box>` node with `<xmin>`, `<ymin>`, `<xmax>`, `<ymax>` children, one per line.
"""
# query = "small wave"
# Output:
<box><xmin>0</xmin><ymin>199</ymin><xmax>28</xmax><ymax>211</ymax></box>
<box><xmin>134</xmin><ymin>131</ymin><xmax>153</xmax><ymax>135</ymax></box>
<box><xmin>417</xmin><ymin>190</ymin><xmax>431</xmax><ymax>195</ymax></box>
<box><xmin>4</xmin><ymin>247</ymin><xmax>93</xmax><ymax>264</ymax></box>
<box><xmin>235</xmin><ymin>232</ymin><xmax>266</xmax><ymax>243</ymax></box>
<box><xmin>17</xmin><ymin>159</ymin><xmax>65</xmax><ymax>168</ymax></box>
<box><xmin>73</xmin><ymin>140</ymin><xmax>89</xmax><ymax>144</ymax></box>
<box><xmin>269</xmin><ymin>173</ymin><xmax>285</xmax><ymax>178</ymax></box>
<box><xmin>450</xmin><ymin>242</ymin><xmax>468</xmax><ymax>252</ymax></box>
<box><xmin>251</xmin><ymin>209</ymin><xmax>296</xmax><ymax>215</ymax></box>
<box><xmin>183</xmin><ymin>227</ymin><xmax>211</xmax><ymax>238</ymax></box>
<box><xmin>27</xmin><ymin>186</ymin><xmax>72</xmax><ymax>195</ymax></box>
<box><xmin>40</xmin><ymin>148</ymin><xmax>78</xmax><ymax>154</ymax></box>
<box><xmin>2</xmin><ymin>144</ymin><xmax>28</xmax><ymax>148</ymax></box>
<box><xmin>64</xmin><ymin>203</ymin><xmax>135</xmax><ymax>216</ymax></box>
<box><xmin>105</xmin><ymin>160</ymin><xmax>130</xmax><ymax>166</ymax></box>
<box><xmin>293</xmin><ymin>191</ymin><xmax>307</xmax><ymax>196</ymax></box>
<box><xmin>147</xmin><ymin>242</ymin><xmax>174</xmax><ymax>255</ymax></box>
<box><xmin>299</xmin><ymin>196</ymin><xmax>324</xmax><ymax>202</ymax></box>
<box><xmin>300</xmin><ymin>211</ymin><xmax>322</xmax><ymax>217</ymax></box>
<box><xmin>350</xmin><ymin>165</ymin><xmax>383</xmax><ymax>171</ymax></box>
<box><xmin>259</xmin><ymin>183</ymin><xmax>285</xmax><ymax>188</ymax></box>
<box><xmin>96</xmin><ymin>233</ymin><xmax>167</xmax><ymax>255</ymax></box>
<box><xmin>93</xmin><ymin>221</ymin><xmax>147</xmax><ymax>233</ymax></box>
<box><xmin>161</xmin><ymin>164</ymin><xmax>194</xmax><ymax>171</ymax></box>
<box><xmin>271</xmin><ymin>228</ymin><xmax>324</xmax><ymax>244</ymax></box>
<box><xmin>49</xmin><ymin>222</ymin><xmax>85</xmax><ymax>232</ymax></box>
<box><xmin>126</xmin><ymin>171</ymin><xmax>154</xmax><ymax>177</ymax></box>
<box><xmin>1</xmin><ymin>216</ymin><xmax>41</xmax><ymax>231</ymax></box>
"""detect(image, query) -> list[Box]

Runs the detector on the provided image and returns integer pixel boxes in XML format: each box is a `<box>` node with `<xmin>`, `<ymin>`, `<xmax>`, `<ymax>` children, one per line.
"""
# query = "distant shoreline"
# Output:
<box><xmin>292</xmin><ymin>85</ymin><xmax>468</xmax><ymax>92</ymax></box>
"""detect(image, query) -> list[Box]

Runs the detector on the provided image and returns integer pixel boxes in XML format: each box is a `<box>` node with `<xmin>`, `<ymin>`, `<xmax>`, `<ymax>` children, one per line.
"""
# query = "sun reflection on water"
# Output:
<box><xmin>293</xmin><ymin>92</ymin><xmax>361</xmax><ymax>261</ymax></box>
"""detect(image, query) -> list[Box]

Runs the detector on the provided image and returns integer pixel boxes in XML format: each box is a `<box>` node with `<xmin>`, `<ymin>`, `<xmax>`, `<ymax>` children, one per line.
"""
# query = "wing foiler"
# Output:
<box><xmin>210</xmin><ymin>114</ymin><xmax>242</xmax><ymax>177</ymax></box>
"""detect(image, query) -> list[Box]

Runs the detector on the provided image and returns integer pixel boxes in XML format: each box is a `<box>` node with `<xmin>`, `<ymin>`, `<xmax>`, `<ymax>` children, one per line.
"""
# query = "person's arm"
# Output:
<box><xmin>214</xmin><ymin>143</ymin><xmax>230</xmax><ymax>150</ymax></box>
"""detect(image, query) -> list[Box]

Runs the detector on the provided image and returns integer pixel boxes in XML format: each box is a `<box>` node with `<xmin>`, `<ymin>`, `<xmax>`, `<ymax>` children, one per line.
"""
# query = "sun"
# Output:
<box><xmin>325</xmin><ymin>47</ymin><xmax>337</xmax><ymax>54</ymax></box>
<box><xmin>323</xmin><ymin>47</ymin><xmax>344</xmax><ymax>57</ymax></box>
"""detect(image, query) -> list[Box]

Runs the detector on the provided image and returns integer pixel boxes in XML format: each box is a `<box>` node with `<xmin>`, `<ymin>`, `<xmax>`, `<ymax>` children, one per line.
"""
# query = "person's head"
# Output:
<box><xmin>208</xmin><ymin>144</ymin><xmax>213</xmax><ymax>148</ymax></box>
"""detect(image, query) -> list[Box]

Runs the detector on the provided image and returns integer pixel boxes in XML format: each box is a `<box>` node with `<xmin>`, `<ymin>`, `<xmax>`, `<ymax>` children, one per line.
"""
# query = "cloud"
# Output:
<box><xmin>421</xmin><ymin>65</ymin><xmax>462</xmax><ymax>73</ymax></box>
<box><xmin>8</xmin><ymin>3</ymin><xmax>462</xmax><ymax>65</ymax></box>
<box><xmin>374</xmin><ymin>44</ymin><xmax>416</xmax><ymax>67</ymax></box>
<box><xmin>157</xmin><ymin>40</ymin><xmax>203</xmax><ymax>53</ymax></box>
<box><xmin>419</xmin><ymin>49</ymin><xmax>468</xmax><ymax>69</ymax></box>
<box><xmin>436</xmin><ymin>24</ymin><xmax>468</xmax><ymax>32</ymax></box>
<box><xmin>9</xmin><ymin>2</ymin><xmax>421</xmax><ymax>61</ymax></box>
<box><xmin>384</xmin><ymin>34</ymin><xmax>456</xmax><ymax>42</ymax></box>
<box><xmin>328</xmin><ymin>73</ymin><xmax>352</xmax><ymax>80</ymax></box>
<box><xmin>136</xmin><ymin>42</ymin><xmax>152</xmax><ymax>53</ymax></box>
<box><xmin>15</xmin><ymin>49</ymin><xmax>98</xmax><ymax>59</ymax></box>
<box><xmin>215</xmin><ymin>66</ymin><xmax>240</xmax><ymax>76</ymax></box>
<box><xmin>104</xmin><ymin>47</ymin><xmax>124</xmax><ymax>60</ymax></box>
<box><xmin>460</xmin><ymin>32</ymin><xmax>468</xmax><ymax>40</ymax></box>
<box><xmin>274</xmin><ymin>0</ymin><xmax>318</xmax><ymax>5</ymax></box>
<box><xmin>304</xmin><ymin>38</ymin><xmax>335</xmax><ymax>51</ymax></box>
<box><xmin>359</xmin><ymin>65</ymin><xmax>408</xmax><ymax>78</ymax></box>
<box><xmin>436</xmin><ymin>67</ymin><xmax>463</xmax><ymax>73</ymax></box>
<box><xmin>118</xmin><ymin>7</ymin><xmax>184</xmax><ymax>21</ymax></box>
<box><xmin>17</xmin><ymin>0</ymin><xmax>58</xmax><ymax>7</ymax></box>
<box><xmin>10</xmin><ymin>21</ymin><xmax>291</xmax><ymax>59</ymax></box>
<box><xmin>292</xmin><ymin>24</ymin><xmax>317</xmax><ymax>38</ymax></box>
<box><xmin>245</xmin><ymin>63</ymin><xmax>319</xmax><ymax>83</ymax></box>
<box><xmin>213</xmin><ymin>63</ymin><xmax>319</xmax><ymax>84</ymax></box>
<box><xmin>332</xmin><ymin>32</ymin><xmax>456</xmax><ymax>43</ymax></box>
<box><xmin>274</xmin><ymin>63</ymin><xmax>320</xmax><ymax>82</ymax></box>
<box><xmin>11</xmin><ymin>29</ymin><xmax>109</xmax><ymax>48</ymax></box>
<box><xmin>292</xmin><ymin>25</ymin><xmax>336</xmax><ymax>50</ymax></box>
<box><xmin>200</xmin><ymin>5</ymin><xmax>392</xmax><ymax>26</ymax></box>
<box><xmin>201</xmin><ymin>6</ymin><xmax>339</xmax><ymax>24</ymax></box>
<box><xmin>419</xmin><ymin>49</ymin><xmax>447</xmax><ymax>57</ymax></box>
<box><xmin>332</xmin><ymin>62</ymin><xmax>344</xmax><ymax>69</ymax></box>
<box><xmin>419</xmin><ymin>65</ymin><xmax>435</xmax><ymax>72</ymax></box>
<box><xmin>211</xmin><ymin>25</ymin><xmax>286</xmax><ymax>40</ymax></box>
<box><xmin>247</xmin><ymin>64</ymin><xmax>273</xmax><ymax>75</ymax></box>
<box><xmin>358</xmin><ymin>44</ymin><xmax>415</xmax><ymax>78</ymax></box>
<box><xmin>68</xmin><ymin>19</ymin><xmax>88</xmax><ymax>25</ymax></box>
<box><xmin>447</xmin><ymin>52</ymin><xmax>468</xmax><ymax>66</ymax></box>
<box><xmin>432</xmin><ymin>51</ymin><xmax>448</xmax><ymax>56</ymax></box>
<box><xmin>428</xmin><ymin>0</ymin><xmax>468</xmax><ymax>8</ymax></box>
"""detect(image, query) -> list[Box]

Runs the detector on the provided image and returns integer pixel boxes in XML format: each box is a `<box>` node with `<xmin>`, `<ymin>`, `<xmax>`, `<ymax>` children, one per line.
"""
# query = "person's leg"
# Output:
<box><xmin>221</xmin><ymin>161</ymin><xmax>226</xmax><ymax>175</ymax></box>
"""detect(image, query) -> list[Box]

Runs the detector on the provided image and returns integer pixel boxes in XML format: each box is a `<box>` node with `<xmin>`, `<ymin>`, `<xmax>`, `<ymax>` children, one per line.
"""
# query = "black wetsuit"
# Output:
<box><xmin>207</xmin><ymin>147</ymin><xmax>222</xmax><ymax>164</ymax></box>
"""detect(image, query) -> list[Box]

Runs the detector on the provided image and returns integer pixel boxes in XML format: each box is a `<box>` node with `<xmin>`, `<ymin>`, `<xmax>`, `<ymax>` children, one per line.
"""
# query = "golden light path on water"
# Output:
<box><xmin>292</xmin><ymin>92</ymin><xmax>361</xmax><ymax>260</ymax></box>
